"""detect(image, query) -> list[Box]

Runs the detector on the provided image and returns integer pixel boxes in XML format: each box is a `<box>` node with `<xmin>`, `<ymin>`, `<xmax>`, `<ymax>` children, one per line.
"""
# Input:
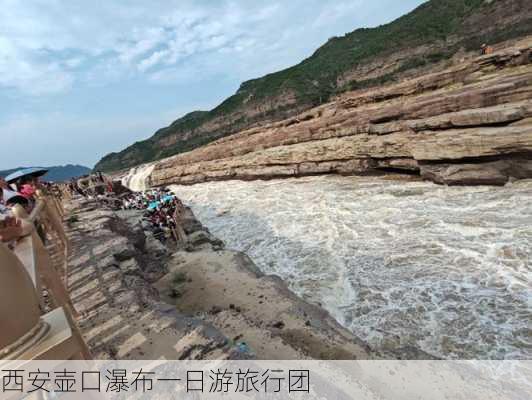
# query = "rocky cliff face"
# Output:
<box><xmin>136</xmin><ymin>38</ymin><xmax>532</xmax><ymax>187</ymax></box>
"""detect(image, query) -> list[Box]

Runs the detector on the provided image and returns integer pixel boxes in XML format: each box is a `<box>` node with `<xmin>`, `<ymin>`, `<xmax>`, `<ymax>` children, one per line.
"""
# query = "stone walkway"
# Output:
<box><xmin>65</xmin><ymin>198</ymin><xmax>233</xmax><ymax>359</ymax></box>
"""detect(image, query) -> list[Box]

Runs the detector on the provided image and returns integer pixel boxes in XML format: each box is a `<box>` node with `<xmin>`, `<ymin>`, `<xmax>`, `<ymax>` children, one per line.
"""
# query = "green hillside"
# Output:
<box><xmin>95</xmin><ymin>0</ymin><xmax>532</xmax><ymax>172</ymax></box>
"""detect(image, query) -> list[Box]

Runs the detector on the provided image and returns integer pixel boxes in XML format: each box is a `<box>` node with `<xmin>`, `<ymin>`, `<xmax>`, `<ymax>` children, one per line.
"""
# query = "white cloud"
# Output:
<box><xmin>0</xmin><ymin>0</ymin><xmax>289</xmax><ymax>93</ymax></box>
<box><xmin>138</xmin><ymin>50</ymin><xmax>168</xmax><ymax>72</ymax></box>
<box><xmin>313</xmin><ymin>0</ymin><xmax>364</xmax><ymax>28</ymax></box>
<box><xmin>0</xmin><ymin>36</ymin><xmax>73</xmax><ymax>95</ymax></box>
<box><xmin>2</xmin><ymin>0</ymin><xmax>408</xmax><ymax>95</ymax></box>
<box><xmin>117</xmin><ymin>27</ymin><xmax>167</xmax><ymax>64</ymax></box>
<box><xmin>64</xmin><ymin>57</ymin><xmax>83</xmax><ymax>68</ymax></box>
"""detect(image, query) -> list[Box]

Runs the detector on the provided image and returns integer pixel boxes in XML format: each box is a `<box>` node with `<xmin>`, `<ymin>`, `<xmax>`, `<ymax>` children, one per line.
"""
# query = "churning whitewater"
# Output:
<box><xmin>168</xmin><ymin>176</ymin><xmax>531</xmax><ymax>360</ymax></box>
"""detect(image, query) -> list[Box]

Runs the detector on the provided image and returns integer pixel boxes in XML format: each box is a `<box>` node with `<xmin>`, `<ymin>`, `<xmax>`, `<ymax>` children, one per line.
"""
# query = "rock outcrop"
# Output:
<box><xmin>66</xmin><ymin>198</ymin><xmax>375</xmax><ymax>359</ymax></box>
<box><xmin>65</xmin><ymin>199</ymin><xmax>235</xmax><ymax>359</ymax></box>
<box><xmin>156</xmin><ymin>250</ymin><xmax>373</xmax><ymax>360</ymax></box>
<box><xmin>132</xmin><ymin>38</ymin><xmax>531</xmax><ymax>187</ymax></box>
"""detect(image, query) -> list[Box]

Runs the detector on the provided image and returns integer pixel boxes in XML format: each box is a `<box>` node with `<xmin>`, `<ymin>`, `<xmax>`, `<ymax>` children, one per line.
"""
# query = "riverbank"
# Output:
<box><xmin>65</xmin><ymin>196</ymin><xmax>376</xmax><ymax>359</ymax></box>
<box><xmin>155</xmin><ymin>250</ymin><xmax>371</xmax><ymax>359</ymax></box>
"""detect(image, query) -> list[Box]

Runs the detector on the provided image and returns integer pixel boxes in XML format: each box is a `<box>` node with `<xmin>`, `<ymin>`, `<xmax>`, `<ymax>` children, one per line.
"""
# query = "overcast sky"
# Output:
<box><xmin>0</xmin><ymin>0</ymin><xmax>425</xmax><ymax>169</ymax></box>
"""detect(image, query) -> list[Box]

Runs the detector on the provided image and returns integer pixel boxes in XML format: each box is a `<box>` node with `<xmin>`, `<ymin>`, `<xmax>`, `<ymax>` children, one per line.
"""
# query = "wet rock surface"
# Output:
<box><xmin>155</xmin><ymin>251</ymin><xmax>374</xmax><ymax>360</ymax></box>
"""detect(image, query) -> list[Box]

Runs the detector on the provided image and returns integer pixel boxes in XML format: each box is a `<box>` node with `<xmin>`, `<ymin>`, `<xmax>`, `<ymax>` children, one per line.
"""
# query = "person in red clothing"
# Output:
<box><xmin>481</xmin><ymin>43</ymin><xmax>494</xmax><ymax>55</ymax></box>
<box><xmin>17</xmin><ymin>176</ymin><xmax>39</xmax><ymax>200</ymax></box>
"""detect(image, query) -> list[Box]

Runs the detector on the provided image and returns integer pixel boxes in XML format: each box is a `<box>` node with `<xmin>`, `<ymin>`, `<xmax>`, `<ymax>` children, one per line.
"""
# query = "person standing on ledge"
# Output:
<box><xmin>481</xmin><ymin>43</ymin><xmax>493</xmax><ymax>55</ymax></box>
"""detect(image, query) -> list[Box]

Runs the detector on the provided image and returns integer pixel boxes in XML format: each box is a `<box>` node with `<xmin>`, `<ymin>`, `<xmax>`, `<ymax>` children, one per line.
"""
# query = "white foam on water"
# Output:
<box><xmin>170</xmin><ymin>176</ymin><xmax>532</xmax><ymax>359</ymax></box>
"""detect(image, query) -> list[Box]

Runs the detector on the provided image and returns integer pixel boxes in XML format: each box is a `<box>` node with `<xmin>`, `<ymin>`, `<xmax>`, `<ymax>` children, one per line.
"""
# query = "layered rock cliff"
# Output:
<box><xmin>136</xmin><ymin>38</ymin><xmax>532</xmax><ymax>187</ymax></box>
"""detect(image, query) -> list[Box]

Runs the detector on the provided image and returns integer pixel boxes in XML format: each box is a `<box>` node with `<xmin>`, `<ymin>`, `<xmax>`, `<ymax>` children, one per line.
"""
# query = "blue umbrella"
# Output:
<box><xmin>147</xmin><ymin>201</ymin><xmax>161</xmax><ymax>211</ymax></box>
<box><xmin>5</xmin><ymin>167</ymin><xmax>49</xmax><ymax>183</ymax></box>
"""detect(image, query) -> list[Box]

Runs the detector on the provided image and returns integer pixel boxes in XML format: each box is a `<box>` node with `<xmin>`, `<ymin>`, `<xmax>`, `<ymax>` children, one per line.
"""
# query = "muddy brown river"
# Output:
<box><xmin>126</xmin><ymin>168</ymin><xmax>532</xmax><ymax>359</ymax></box>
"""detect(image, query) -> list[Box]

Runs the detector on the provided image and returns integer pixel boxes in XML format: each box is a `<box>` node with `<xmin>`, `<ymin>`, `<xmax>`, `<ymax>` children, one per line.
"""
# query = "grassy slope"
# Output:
<box><xmin>95</xmin><ymin>0</ymin><xmax>532</xmax><ymax>172</ymax></box>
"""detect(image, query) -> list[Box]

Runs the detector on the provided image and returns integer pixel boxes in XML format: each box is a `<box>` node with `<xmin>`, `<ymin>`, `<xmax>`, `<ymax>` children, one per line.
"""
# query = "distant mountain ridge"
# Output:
<box><xmin>95</xmin><ymin>0</ymin><xmax>532</xmax><ymax>172</ymax></box>
<box><xmin>0</xmin><ymin>164</ymin><xmax>91</xmax><ymax>182</ymax></box>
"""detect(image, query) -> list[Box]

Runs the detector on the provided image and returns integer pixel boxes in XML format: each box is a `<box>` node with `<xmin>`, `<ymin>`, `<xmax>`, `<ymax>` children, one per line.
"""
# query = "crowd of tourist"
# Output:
<box><xmin>120</xmin><ymin>188</ymin><xmax>184</xmax><ymax>243</ymax></box>
<box><xmin>1</xmin><ymin>168</ymin><xmax>184</xmax><ymax>246</ymax></box>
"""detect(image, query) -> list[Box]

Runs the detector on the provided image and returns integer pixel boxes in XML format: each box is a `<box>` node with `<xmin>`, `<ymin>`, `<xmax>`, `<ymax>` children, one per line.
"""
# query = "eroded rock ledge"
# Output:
<box><xmin>139</xmin><ymin>37</ymin><xmax>532</xmax><ymax>187</ymax></box>
<box><xmin>66</xmin><ymin>198</ymin><xmax>378</xmax><ymax>360</ymax></box>
<box><xmin>66</xmin><ymin>199</ymin><xmax>231</xmax><ymax>360</ymax></box>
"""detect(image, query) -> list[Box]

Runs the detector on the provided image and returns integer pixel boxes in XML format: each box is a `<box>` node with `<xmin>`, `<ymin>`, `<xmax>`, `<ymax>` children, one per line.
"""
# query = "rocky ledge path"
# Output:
<box><xmin>65</xmin><ymin>198</ymin><xmax>377</xmax><ymax>360</ymax></box>
<box><xmin>133</xmin><ymin>37</ymin><xmax>532</xmax><ymax>188</ymax></box>
<box><xmin>65</xmin><ymin>198</ymin><xmax>231</xmax><ymax>359</ymax></box>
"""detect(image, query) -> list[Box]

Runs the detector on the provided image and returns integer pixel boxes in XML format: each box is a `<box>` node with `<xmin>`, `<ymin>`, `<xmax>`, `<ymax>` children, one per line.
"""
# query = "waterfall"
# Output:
<box><xmin>121</xmin><ymin>163</ymin><xmax>155</xmax><ymax>192</ymax></box>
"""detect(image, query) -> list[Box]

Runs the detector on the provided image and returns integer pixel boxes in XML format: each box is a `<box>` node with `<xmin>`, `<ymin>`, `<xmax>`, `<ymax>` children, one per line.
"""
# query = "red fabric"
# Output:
<box><xmin>19</xmin><ymin>184</ymin><xmax>36</xmax><ymax>199</ymax></box>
